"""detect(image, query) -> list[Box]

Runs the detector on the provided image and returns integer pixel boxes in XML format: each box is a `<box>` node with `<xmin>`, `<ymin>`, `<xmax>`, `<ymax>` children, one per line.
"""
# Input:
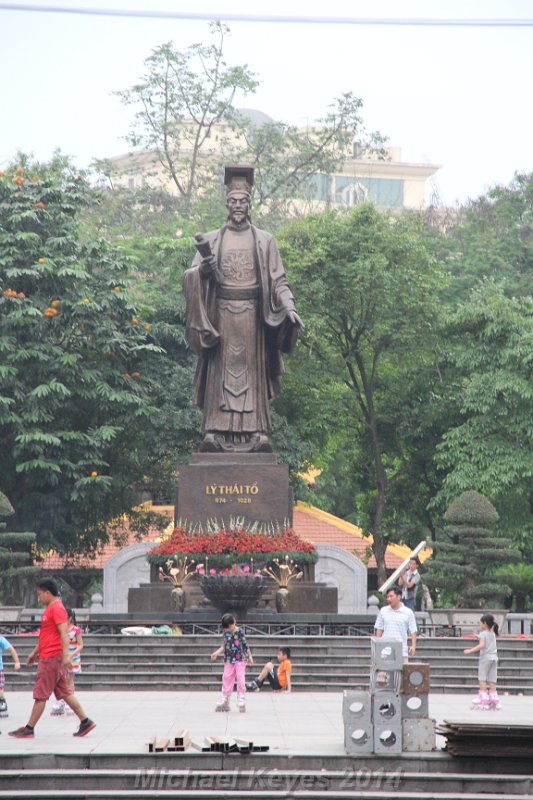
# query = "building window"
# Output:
<box><xmin>335</xmin><ymin>177</ymin><xmax>404</xmax><ymax>208</ymax></box>
<box><xmin>296</xmin><ymin>172</ymin><xmax>331</xmax><ymax>202</ymax></box>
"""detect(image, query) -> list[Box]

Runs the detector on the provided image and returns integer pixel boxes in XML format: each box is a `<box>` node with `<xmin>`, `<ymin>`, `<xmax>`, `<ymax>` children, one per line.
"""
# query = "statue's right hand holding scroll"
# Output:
<box><xmin>195</xmin><ymin>233</ymin><xmax>218</xmax><ymax>280</ymax></box>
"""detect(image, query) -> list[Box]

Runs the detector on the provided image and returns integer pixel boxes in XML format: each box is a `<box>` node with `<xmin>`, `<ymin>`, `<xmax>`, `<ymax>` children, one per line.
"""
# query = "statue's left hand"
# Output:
<box><xmin>288</xmin><ymin>310</ymin><xmax>305</xmax><ymax>331</ymax></box>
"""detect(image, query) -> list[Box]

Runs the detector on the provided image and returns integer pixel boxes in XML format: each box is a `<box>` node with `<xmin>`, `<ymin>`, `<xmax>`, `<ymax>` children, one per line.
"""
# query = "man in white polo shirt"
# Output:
<box><xmin>374</xmin><ymin>585</ymin><xmax>417</xmax><ymax>663</ymax></box>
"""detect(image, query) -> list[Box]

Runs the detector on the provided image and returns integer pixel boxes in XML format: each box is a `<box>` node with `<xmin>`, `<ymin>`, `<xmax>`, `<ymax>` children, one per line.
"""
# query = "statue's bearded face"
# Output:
<box><xmin>226</xmin><ymin>192</ymin><xmax>250</xmax><ymax>225</ymax></box>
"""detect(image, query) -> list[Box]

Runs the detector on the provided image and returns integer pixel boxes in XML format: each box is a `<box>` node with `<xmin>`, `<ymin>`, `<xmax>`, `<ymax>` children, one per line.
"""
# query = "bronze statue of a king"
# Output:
<box><xmin>183</xmin><ymin>166</ymin><xmax>304</xmax><ymax>453</ymax></box>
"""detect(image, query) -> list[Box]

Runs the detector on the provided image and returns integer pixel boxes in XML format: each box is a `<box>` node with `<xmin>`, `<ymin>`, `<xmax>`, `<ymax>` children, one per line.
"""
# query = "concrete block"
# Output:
<box><xmin>402</xmin><ymin>692</ymin><xmax>429</xmax><ymax>719</ymax></box>
<box><xmin>342</xmin><ymin>690</ymin><xmax>372</xmax><ymax>723</ymax></box>
<box><xmin>402</xmin><ymin>662</ymin><xmax>430</xmax><ymax>694</ymax></box>
<box><xmin>370</xmin><ymin>667</ymin><xmax>402</xmax><ymax>694</ymax></box>
<box><xmin>373</xmin><ymin>691</ymin><xmax>402</xmax><ymax>724</ymax></box>
<box><xmin>373</xmin><ymin>723</ymin><xmax>402</xmax><ymax>755</ymax></box>
<box><xmin>371</xmin><ymin>637</ymin><xmax>403</xmax><ymax>670</ymax></box>
<box><xmin>402</xmin><ymin>718</ymin><xmax>436</xmax><ymax>752</ymax></box>
<box><xmin>344</xmin><ymin>724</ymin><xmax>374</xmax><ymax>755</ymax></box>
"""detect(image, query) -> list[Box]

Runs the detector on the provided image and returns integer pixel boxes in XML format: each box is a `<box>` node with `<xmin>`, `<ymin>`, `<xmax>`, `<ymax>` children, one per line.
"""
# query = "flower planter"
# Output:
<box><xmin>429</xmin><ymin>608</ymin><xmax>508</xmax><ymax>633</ymax></box>
<box><xmin>200</xmin><ymin>575</ymin><xmax>266</xmax><ymax>616</ymax></box>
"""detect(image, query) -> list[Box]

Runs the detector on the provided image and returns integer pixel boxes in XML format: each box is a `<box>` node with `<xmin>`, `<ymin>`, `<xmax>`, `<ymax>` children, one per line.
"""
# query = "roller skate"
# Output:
<box><xmin>215</xmin><ymin>696</ymin><xmax>230</xmax><ymax>713</ymax></box>
<box><xmin>50</xmin><ymin>699</ymin><xmax>66</xmax><ymax>716</ymax></box>
<box><xmin>237</xmin><ymin>693</ymin><xmax>246</xmax><ymax>713</ymax></box>
<box><xmin>470</xmin><ymin>691</ymin><xmax>488</xmax><ymax>710</ymax></box>
<box><xmin>488</xmin><ymin>691</ymin><xmax>502</xmax><ymax>711</ymax></box>
<box><xmin>0</xmin><ymin>698</ymin><xmax>8</xmax><ymax>718</ymax></box>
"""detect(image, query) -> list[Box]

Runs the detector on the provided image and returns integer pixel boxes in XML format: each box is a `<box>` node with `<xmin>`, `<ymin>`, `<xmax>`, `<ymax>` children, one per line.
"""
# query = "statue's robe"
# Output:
<box><xmin>183</xmin><ymin>224</ymin><xmax>298</xmax><ymax>435</ymax></box>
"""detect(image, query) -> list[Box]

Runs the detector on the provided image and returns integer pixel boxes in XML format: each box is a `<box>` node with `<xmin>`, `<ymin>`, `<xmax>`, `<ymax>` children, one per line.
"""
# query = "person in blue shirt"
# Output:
<box><xmin>0</xmin><ymin>635</ymin><xmax>21</xmax><ymax>718</ymax></box>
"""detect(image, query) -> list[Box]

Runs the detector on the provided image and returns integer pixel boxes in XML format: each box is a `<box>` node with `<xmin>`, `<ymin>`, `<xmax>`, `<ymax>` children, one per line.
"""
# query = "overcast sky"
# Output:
<box><xmin>0</xmin><ymin>0</ymin><xmax>531</xmax><ymax>206</ymax></box>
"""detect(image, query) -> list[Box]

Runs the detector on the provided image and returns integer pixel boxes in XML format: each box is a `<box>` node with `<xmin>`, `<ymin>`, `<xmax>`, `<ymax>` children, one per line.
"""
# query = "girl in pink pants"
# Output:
<box><xmin>211</xmin><ymin>614</ymin><xmax>253</xmax><ymax>712</ymax></box>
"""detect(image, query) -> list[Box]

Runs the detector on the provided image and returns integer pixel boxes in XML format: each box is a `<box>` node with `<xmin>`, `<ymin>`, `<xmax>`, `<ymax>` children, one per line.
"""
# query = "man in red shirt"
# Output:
<box><xmin>9</xmin><ymin>578</ymin><xmax>96</xmax><ymax>738</ymax></box>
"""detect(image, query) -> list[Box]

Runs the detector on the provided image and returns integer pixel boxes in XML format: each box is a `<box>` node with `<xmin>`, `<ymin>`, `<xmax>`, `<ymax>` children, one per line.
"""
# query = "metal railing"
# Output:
<box><xmin>2</xmin><ymin>618</ymin><xmax>453</xmax><ymax>637</ymax></box>
<box><xmin>2</xmin><ymin>612</ymin><xmax>532</xmax><ymax>638</ymax></box>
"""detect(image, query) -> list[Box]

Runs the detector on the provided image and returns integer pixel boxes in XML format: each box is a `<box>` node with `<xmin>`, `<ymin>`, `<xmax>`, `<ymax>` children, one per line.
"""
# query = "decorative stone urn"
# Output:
<box><xmin>275</xmin><ymin>587</ymin><xmax>289</xmax><ymax>612</ymax></box>
<box><xmin>170</xmin><ymin>586</ymin><xmax>186</xmax><ymax>613</ymax></box>
<box><xmin>200</xmin><ymin>575</ymin><xmax>266</xmax><ymax>616</ymax></box>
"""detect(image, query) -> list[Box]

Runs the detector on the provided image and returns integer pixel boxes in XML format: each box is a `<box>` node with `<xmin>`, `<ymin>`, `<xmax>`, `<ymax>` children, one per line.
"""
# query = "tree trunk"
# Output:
<box><xmin>371</xmin><ymin>485</ymin><xmax>388</xmax><ymax>588</ymax></box>
<box><xmin>368</xmin><ymin>409</ymin><xmax>389</xmax><ymax>587</ymax></box>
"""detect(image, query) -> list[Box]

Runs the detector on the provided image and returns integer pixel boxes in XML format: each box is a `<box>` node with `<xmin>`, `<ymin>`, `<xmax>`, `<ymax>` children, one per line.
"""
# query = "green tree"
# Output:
<box><xmin>435</xmin><ymin>283</ymin><xmax>533</xmax><ymax>549</ymax></box>
<box><xmin>279</xmin><ymin>205</ymin><xmax>447</xmax><ymax>583</ymax></box>
<box><xmin>492</xmin><ymin>563</ymin><xmax>533</xmax><ymax>612</ymax></box>
<box><xmin>445</xmin><ymin>171</ymin><xmax>533</xmax><ymax>301</ymax></box>
<box><xmin>107</xmin><ymin>21</ymin><xmax>387</xmax><ymax>230</ymax></box>
<box><xmin>0</xmin><ymin>156</ymin><xmax>168</xmax><ymax>554</ymax></box>
<box><xmin>424</xmin><ymin>491</ymin><xmax>520</xmax><ymax>607</ymax></box>
<box><xmin>111</xmin><ymin>22</ymin><xmax>259</xmax><ymax>206</ymax></box>
<box><xmin>122</xmin><ymin>233</ymin><xmax>206</xmax><ymax>501</ymax></box>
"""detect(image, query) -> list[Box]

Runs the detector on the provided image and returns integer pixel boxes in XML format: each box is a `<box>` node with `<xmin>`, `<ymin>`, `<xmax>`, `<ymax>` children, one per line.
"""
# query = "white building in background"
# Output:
<box><xmin>103</xmin><ymin>109</ymin><xmax>440</xmax><ymax>212</ymax></box>
<box><xmin>309</xmin><ymin>145</ymin><xmax>440</xmax><ymax>210</ymax></box>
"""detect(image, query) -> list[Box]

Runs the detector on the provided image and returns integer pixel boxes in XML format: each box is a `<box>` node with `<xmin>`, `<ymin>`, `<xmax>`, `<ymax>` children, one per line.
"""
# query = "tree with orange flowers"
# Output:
<box><xmin>0</xmin><ymin>156</ymin><xmax>168</xmax><ymax>555</ymax></box>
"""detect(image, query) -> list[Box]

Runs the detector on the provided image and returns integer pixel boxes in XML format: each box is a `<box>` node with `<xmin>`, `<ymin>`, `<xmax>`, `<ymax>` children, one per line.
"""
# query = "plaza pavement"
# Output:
<box><xmin>1</xmin><ymin>690</ymin><xmax>531</xmax><ymax>756</ymax></box>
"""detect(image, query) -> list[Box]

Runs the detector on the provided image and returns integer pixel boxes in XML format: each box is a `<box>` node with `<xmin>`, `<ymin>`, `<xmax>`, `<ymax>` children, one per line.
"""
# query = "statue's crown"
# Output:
<box><xmin>224</xmin><ymin>165</ymin><xmax>254</xmax><ymax>197</ymax></box>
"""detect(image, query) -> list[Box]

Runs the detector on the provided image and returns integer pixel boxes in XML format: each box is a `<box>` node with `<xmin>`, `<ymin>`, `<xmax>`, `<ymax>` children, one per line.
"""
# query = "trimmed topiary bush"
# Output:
<box><xmin>0</xmin><ymin>490</ymin><xmax>39</xmax><ymax>603</ymax></box>
<box><xmin>425</xmin><ymin>491</ymin><xmax>520</xmax><ymax>608</ymax></box>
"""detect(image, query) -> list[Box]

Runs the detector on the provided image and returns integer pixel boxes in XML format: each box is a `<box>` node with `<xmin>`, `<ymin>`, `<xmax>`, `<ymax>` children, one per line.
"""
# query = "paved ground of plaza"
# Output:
<box><xmin>1</xmin><ymin>690</ymin><xmax>531</xmax><ymax>756</ymax></box>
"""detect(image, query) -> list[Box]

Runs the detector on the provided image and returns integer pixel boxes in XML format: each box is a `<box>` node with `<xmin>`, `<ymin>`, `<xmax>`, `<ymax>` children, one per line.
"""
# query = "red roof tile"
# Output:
<box><xmin>293</xmin><ymin>503</ymin><xmax>407</xmax><ymax>569</ymax></box>
<box><xmin>38</xmin><ymin>507</ymin><xmax>174</xmax><ymax>570</ymax></box>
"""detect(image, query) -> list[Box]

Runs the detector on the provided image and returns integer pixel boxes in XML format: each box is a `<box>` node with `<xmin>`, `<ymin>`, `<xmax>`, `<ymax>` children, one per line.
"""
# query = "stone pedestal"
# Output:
<box><xmin>129</xmin><ymin>583</ymin><xmax>175</xmax><ymax>614</ymax></box>
<box><xmin>128</xmin><ymin>578</ymin><xmax>338</xmax><ymax>615</ymax></box>
<box><xmin>175</xmin><ymin>452</ymin><xmax>292</xmax><ymax>526</ymax></box>
<box><xmin>126</xmin><ymin>452</ymin><xmax>340</xmax><ymax>615</ymax></box>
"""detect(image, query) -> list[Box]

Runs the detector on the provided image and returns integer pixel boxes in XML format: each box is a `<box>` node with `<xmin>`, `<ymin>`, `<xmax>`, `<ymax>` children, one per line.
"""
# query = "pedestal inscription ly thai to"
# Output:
<box><xmin>175</xmin><ymin>452</ymin><xmax>292</xmax><ymax>527</ymax></box>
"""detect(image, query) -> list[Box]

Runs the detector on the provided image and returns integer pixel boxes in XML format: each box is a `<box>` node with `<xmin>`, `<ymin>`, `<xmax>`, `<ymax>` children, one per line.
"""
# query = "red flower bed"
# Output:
<box><xmin>147</xmin><ymin>525</ymin><xmax>317</xmax><ymax>566</ymax></box>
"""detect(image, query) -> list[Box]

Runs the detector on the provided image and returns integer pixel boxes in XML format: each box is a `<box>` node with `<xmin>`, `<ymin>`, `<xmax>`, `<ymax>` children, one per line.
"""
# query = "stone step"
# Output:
<box><xmin>6</xmin><ymin>675</ymin><xmax>533</xmax><ymax>690</ymax></box>
<box><xmin>4</xmin><ymin>661</ymin><xmax>532</xmax><ymax>679</ymax></box>
<box><xmin>1</xmin><ymin>793</ymin><xmax>532</xmax><ymax>799</ymax></box>
<box><xmin>0</xmin><ymin>768</ymin><xmax>531</xmax><ymax>796</ymax></box>
<box><xmin>6</xmin><ymin>642</ymin><xmax>533</xmax><ymax>661</ymax></box>
<box><xmin>6</xmin><ymin>654</ymin><xmax>532</xmax><ymax>673</ymax></box>
<box><xmin>7</xmin><ymin>634</ymin><xmax>533</xmax><ymax>650</ymax></box>
<box><xmin>5</xmin><ymin>656</ymin><xmax>532</xmax><ymax>673</ymax></box>
<box><xmin>80</xmin><ymin>641</ymin><xmax>533</xmax><ymax>652</ymax></box>
<box><xmin>6</xmin><ymin>637</ymin><xmax>533</xmax><ymax>652</ymax></box>
<box><xmin>4</xmin><ymin>634</ymin><xmax>532</xmax><ymax>693</ymax></box>
<box><xmin>3</xmin><ymin>659</ymin><xmax>531</xmax><ymax>678</ymax></box>
<box><xmin>3</xmin><ymin>678</ymin><xmax>530</xmax><ymax>694</ymax></box>
<box><xmin>2</xmin><ymin>751</ymin><xmax>530</xmax><ymax>775</ymax></box>
<box><xmin>5</xmin><ymin>636</ymin><xmax>533</xmax><ymax>669</ymax></box>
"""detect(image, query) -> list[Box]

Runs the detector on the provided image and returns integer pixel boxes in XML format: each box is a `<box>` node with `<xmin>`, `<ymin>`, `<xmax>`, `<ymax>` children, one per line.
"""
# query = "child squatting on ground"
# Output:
<box><xmin>464</xmin><ymin>613</ymin><xmax>501</xmax><ymax>710</ymax></box>
<box><xmin>247</xmin><ymin>647</ymin><xmax>292</xmax><ymax>693</ymax></box>
<box><xmin>0</xmin><ymin>634</ymin><xmax>21</xmax><ymax>719</ymax></box>
<box><xmin>211</xmin><ymin>614</ymin><xmax>253</xmax><ymax>713</ymax></box>
<box><xmin>51</xmin><ymin>608</ymin><xmax>83</xmax><ymax>716</ymax></box>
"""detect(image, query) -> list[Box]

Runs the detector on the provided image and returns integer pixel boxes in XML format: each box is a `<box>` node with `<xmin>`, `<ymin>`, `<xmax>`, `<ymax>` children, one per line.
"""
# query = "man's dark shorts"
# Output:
<box><xmin>33</xmin><ymin>653</ymin><xmax>71</xmax><ymax>701</ymax></box>
<box><xmin>266</xmin><ymin>665</ymin><xmax>283</xmax><ymax>690</ymax></box>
